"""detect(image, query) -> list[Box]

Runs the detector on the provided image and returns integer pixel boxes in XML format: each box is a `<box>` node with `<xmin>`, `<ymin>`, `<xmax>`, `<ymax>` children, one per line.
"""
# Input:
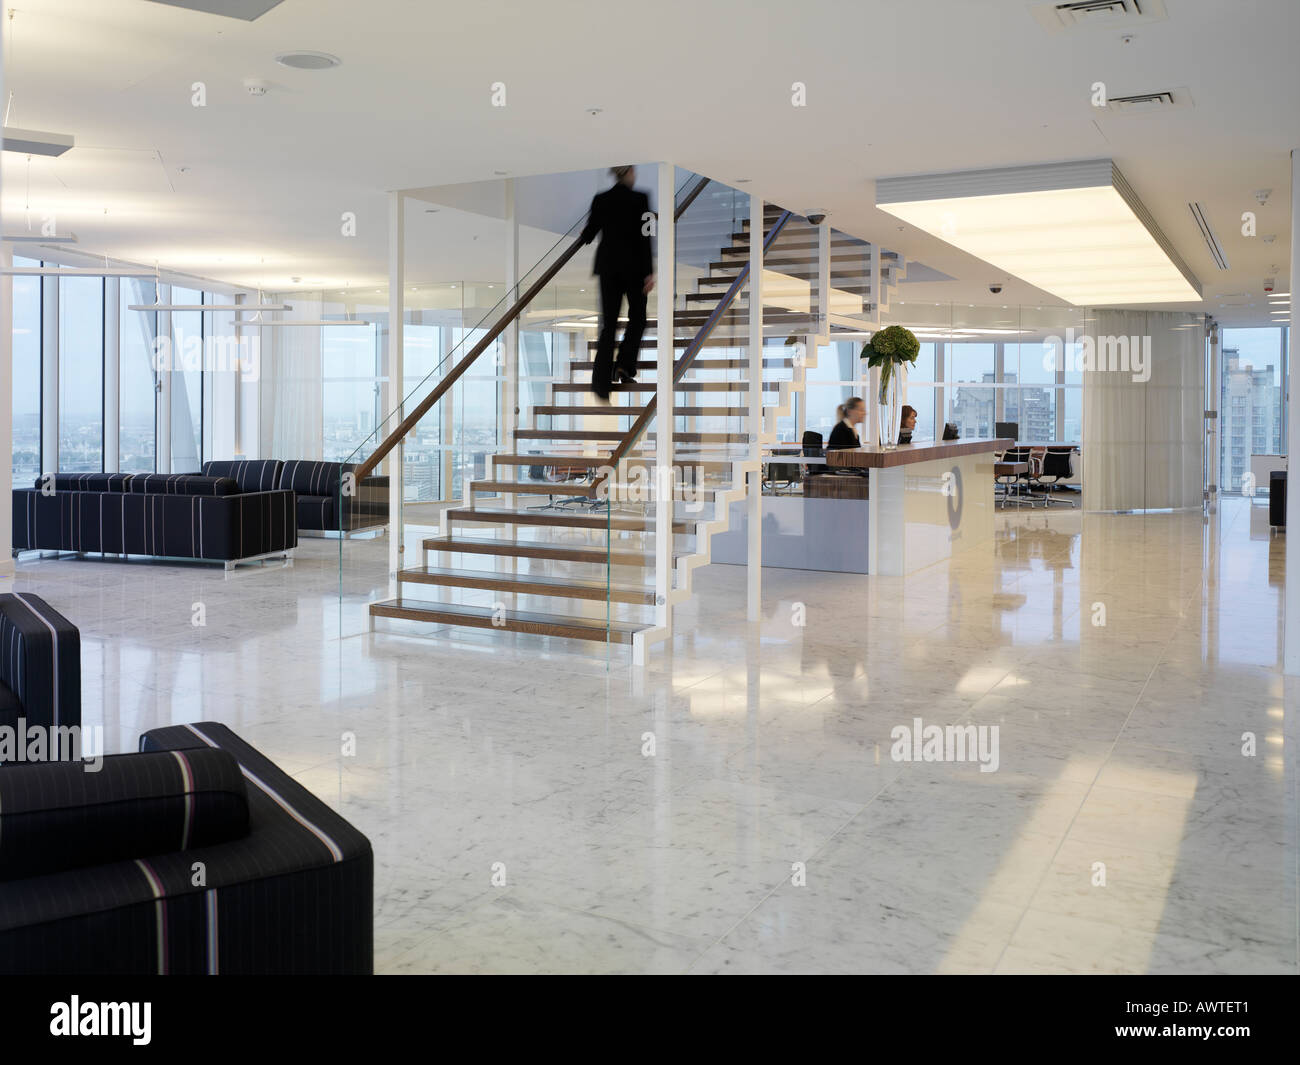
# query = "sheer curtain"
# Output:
<box><xmin>1082</xmin><ymin>309</ymin><xmax>1202</xmax><ymax>511</ymax></box>
<box><xmin>260</xmin><ymin>294</ymin><xmax>324</xmax><ymax>461</ymax></box>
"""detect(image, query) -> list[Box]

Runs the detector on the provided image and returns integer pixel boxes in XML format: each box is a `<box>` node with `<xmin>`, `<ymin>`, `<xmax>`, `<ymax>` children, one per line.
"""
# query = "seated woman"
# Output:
<box><xmin>898</xmin><ymin>405</ymin><xmax>918</xmax><ymax>445</ymax></box>
<box><xmin>828</xmin><ymin>396</ymin><xmax>865</xmax><ymax>449</ymax></box>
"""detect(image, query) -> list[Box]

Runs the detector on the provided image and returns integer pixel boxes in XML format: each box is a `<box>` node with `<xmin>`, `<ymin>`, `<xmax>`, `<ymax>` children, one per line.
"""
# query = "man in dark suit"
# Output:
<box><xmin>580</xmin><ymin>166</ymin><xmax>656</xmax><ymax>399</ymax></box>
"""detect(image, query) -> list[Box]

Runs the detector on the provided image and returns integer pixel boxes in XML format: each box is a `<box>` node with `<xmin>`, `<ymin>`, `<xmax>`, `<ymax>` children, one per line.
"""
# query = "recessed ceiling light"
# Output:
<box><xmin>275</xmin><ymin>51</ymin><xmax>341</xmax><ymax>70</ymax></box>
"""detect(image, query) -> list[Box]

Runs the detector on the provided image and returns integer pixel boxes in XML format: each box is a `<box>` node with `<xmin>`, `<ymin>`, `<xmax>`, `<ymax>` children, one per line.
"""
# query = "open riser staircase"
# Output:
<box><xmin>368</xmin><ymin>184</ymin><xmax>908</xmax><ymax>655</ymax></box>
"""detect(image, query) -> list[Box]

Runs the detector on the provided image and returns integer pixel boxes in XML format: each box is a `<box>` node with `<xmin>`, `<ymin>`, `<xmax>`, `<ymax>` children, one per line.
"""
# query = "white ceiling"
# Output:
<box><xmin>2</xmin><ymin>0</ymin><xmax>1297</xmax><ymax>326</ymax></box>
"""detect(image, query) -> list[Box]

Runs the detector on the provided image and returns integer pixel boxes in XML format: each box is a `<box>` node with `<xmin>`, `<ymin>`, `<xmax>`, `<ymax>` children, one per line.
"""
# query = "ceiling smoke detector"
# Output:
<box><xmin>244</xmin><ymin>77</ymin><xmax>269</xmax><ymax>97</ymax></box>
<box><xmin>274</xmin><ymin>51</ymin><xmax>342</xmax><ymax>70</ymax></box>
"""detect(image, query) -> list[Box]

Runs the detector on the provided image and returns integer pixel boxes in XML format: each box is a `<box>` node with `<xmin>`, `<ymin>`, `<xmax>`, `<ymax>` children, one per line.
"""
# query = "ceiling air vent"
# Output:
<box><xmin>1104</xmin><ymin>86</ymin><xmax>1192</xmax><ymax>114</ymax></box>
<box><xmin>1188</xmin><ymin>203</ymin><xmax>1229</xmax><ymax>271</ymax></box>
<box><xmin>1032</xmin><ymin>0</ymin><xmax>1168</xmax><ymax>31</ymax></box>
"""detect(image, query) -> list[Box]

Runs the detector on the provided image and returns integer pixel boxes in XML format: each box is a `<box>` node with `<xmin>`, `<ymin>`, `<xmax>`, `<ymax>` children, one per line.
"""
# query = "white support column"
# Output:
<box><xmin>1284</xmin><ymin>148</ymin><xmax>1300</xmax><ymax>673</ymax></box>
<box><xmin>654</xmin><ymin>161</ymin><xmax>676</xmax><ymax>632</ymax></box>
<box><xmin>157</xmin><ymin>286</ymin><xmax>171</xmax><ymax>474</ymax></box>
<box><xmin>0</xmin><ymin>245</ymin><xmax>12</xmax><ymax>579</ymax></box>
<box><xmin>103</xmin><ymin>277</ymin><xmax>121</xmax><ymax>472</ymax></box>
<box><xmin>387</xmin><ymin>192</ymin><xmax>405</xmax><ymax>593</ymax></box>
<box><xmin>502</xmin><ymin>179</ymin><xmax>519</xmax><ymax>451</ymax></box>
<box><xmin>747</xmin><ymin>195</ymin><xmax>764</xmax><ymax>622</ymax></box>
<box><xmin>503</xmin><ymin>179</ymin><xmax>519</xmax><ymax>568</ymax></box>
<box><xmin>817</xmin><ymin>221</ymin><xmax>830</xmax><ymax>338</ymax></box>
<box><xmin>41</xmin><ymin>273</ymin><xmax>59</xmax><ymax>476</ymax></box>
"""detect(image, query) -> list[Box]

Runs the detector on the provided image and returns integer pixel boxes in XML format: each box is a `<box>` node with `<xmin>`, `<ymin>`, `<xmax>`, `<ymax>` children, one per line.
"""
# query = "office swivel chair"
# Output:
<box><xmin>995</xmin><ymin>421</ymin><xmax>1019</xmax><ymax>442</ymax></box>
<box><xmin>996</xmin><ymin>446</ymin><xmax>1040</xmax><ymax>507</ymax></box>
<box><xmin>763</xmin><ymin>461</ymin><xmax>801</xmax><ymax>494</ymax></box>
<box><xmin>1035</xmin><ymin>447</ymin><xmax>1077</xmax><ymax>507</ymax></box>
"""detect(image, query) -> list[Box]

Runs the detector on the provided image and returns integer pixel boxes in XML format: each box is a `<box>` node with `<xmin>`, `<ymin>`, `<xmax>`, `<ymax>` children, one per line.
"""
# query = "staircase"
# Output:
<box><xmin>366</xmin><ymin>184</ymin><xmax>908</xmax><ymax>659</ymax></box>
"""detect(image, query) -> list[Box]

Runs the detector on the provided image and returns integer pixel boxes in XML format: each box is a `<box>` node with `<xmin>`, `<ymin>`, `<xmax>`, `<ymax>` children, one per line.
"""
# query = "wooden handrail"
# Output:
<box><xmin>604</xmin><ymin>209</ymin><xmax>793</xmax><ymax>470</ymax></box>
<box><xmin>353</xmin><ymin>174</ymin><xmax>712</xmax><ymax>483</ymax></box>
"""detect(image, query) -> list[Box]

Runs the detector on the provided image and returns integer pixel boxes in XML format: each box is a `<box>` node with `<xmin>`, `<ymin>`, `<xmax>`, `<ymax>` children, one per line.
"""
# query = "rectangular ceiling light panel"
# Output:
<box><xmin>876</xmin><ymin>158</ymin><xmax>1200</xmax><ymax>306</ymax></box>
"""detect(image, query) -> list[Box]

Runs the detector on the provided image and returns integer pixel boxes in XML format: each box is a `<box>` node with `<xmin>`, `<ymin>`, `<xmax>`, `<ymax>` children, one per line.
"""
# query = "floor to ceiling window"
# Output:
<box><xmin>11</xmin><ymin>257</ymin><xmax>42</xmax><ymax>480</ymax></box>
<box><xmin>402</xmin><ymin>322</ymin><xmax>443</xmax><ymax>501</ymax></box>
<box><xmin>120</xmin><ymin>280</ymin><xmax>158</xmax><ymax>473</ymax></box>
<box><xmin>323</xmin><ymin>322</ymin><xmax>382</xmax><ymax>463</ymax></box>
<box><xmin>170</xmin><ymin>286</ymin><xmax>203</xmax><ymax>471</ymax></box>
<box><xmin>58</xmin><ymin>275</ymin><xmax>105</xmax><ymax>472</ymax></box>
<box><xmin>1219</xmin><ymin>326</ymin><xmax>1287</xmax><ymax>496</ymax></box>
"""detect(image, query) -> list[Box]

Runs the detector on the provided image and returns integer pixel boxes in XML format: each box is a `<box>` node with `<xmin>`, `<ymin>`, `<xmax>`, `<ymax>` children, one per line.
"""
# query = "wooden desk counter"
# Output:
<box><xmin>825</xmin><ymin>437</ymin><xmax>1013</xmax><ymax>469</ymax></box>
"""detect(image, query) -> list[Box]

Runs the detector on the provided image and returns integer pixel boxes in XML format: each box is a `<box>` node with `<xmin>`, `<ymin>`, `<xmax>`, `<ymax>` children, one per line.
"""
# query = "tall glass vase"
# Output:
<box><xmin>878</xmin><ymin>362</ymin><xmax>905</xmax><ymax>449</ymax></box>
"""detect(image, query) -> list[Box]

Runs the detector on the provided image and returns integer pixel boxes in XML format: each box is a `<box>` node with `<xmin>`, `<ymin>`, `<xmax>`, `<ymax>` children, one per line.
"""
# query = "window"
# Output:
<box><xmin>945</xmin><ymin>343</ymin><xmax>996</xmax><ymax>441</ymax></box>
<box><xmin>323</xmin><ymin>323</ymin><xmax>382</xmax><ymax>464</ymax></box>
<box><xmin>120</xmin><ymin>280</ymin><xmax>158</xmax><ymax>473</ymax></box>
<box><xmin>58</xmin><ymin>275</ymin><xmax>104</xmax><ymax>472</ymax></box>
<box><xmin>170</xmin><ymin>286</ymin><xmax>203</xmax><ymax>471</ymax></box>
<box><xmin>1219</xmin><ymin>328</ymin><xmax>1284</xmax><ymax>495</ymax></box>
<box><xmin>11</xmin><ymin>257</ymin><xmax>41</xmax><ymax>479</ymax></box>
<box><xmin>401</xmin><ymin>323</ymin><xmax>443</xmax><ymax>500</ymax></box>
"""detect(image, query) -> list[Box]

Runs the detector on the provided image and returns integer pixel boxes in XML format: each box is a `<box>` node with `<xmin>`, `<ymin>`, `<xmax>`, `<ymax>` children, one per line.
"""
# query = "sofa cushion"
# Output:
<box><xmin>33</xmin><ymin>473</ymin><xmax>134</xmax><ymax>494</ymax></box>
<box><xmin>124</xmin><ymin>474</ymin><xmax>239</xmax><ymax>496</ymax></box>
<box><xmin>0</xmin><ymin>679</ymin><xmax>21</xmax><ymax>732</ymax></box>
<box><xmin>0</xmin><ymin>593</ymin><xmax>80</xmax><ymax>739</ymax></box>
<box><xmin>0</xmin><ymin>747</ymin><xmax>250</xmax><ymax>882</ymax></box>
<box><xmin>278</xmin><ymin>460</ymin><xmax>349</xmax><ymax>498</ymax></box>
<box><xmin>296</xmin><ymin>495</ymin><xmax>337</xmax><ymax>531</ymax></box>
<box><xmin>201</xmin><ymin>460</ymin><xmax>285</xmax><ymax>494</ymax></box>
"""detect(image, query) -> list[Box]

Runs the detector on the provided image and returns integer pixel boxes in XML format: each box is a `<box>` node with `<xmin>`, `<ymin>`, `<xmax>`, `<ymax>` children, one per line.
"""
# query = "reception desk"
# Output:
<box><xmin>711</xmin><ymin>438</ymin><xmax>1010</xmax><ymax>577</ymax></box>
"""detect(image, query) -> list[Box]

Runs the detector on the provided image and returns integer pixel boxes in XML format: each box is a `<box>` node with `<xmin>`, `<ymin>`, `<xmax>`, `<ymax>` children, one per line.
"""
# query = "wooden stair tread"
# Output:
<box><xmin>552</xmin><ymin>381</ymin><xmax>778</xmax><ymax>393</ymax></box>
<box><xmin>370</xmin><ymin>599</ymin><xmax>641</xmax><ymax>643</ymax></box>
<box><xmin>396</xmin><ymin>566</ymin><xmax>656</xmax><ymax>605</ymax></box>
<box><xmin>471</xmin><ymin>479</ymin><xmax>599</xmax><ymax>497</ymax></box>
<box><xmin>446</xmin><ymin>507</ymin><xmax>697</xmax><ymax>533</ymax></box>
<box><xmin>422</xmin><ymin>535</ymin><xmax>656</xmax><ymax>567</ymax></box>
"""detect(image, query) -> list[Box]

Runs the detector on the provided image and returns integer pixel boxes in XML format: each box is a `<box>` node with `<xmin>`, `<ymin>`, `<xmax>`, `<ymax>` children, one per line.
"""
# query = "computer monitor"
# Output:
<box><xmin>995</xmin><ymin>421</ymin><xmax>1018</xmax><ymax>441</ymax></box>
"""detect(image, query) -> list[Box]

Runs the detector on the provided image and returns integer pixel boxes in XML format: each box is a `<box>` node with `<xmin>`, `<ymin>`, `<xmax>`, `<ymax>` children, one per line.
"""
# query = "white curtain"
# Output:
<box><xmin>260</xmin><ymin>294</ymin><xmax>324</xmax><ymax>460</ymax></box>
<box><xmin>1082</xmin><ymin>309</ymin><xmax>1203</xmax><ymax>511</ymax></box>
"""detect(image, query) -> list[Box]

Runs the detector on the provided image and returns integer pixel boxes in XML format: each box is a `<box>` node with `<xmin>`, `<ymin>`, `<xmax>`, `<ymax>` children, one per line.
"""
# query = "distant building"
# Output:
<box><xmin>1220</xmin><ymin>349</ymin><xmax>1281</xmax><ymax>495</ymax></box>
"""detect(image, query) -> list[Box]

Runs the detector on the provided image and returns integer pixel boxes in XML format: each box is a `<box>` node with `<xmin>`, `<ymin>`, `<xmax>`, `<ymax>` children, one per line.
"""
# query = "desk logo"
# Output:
<box><xmin>944</xmin><ymin>465</ymin><xmax>963</xmax><ymax>530</ymax></box>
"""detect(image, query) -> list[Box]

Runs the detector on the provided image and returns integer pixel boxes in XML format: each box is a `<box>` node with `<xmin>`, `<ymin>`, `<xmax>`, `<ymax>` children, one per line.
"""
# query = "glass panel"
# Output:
<box><xmin>11</xmin><ymin>258</ymin><xmax>41</xmax><ymax>480</ymax></box>
<box><xmin>1219</xmin><ymin>326</ymin><xmax>1283</xmax><ymax>496</ymax></box>
<box><xmin>323</xmin><ymin>322</ymin><xmax>381</xmax><ymax>462</ymax></box>
<box><xmin>170</xmin><ymin>286</ymin><xmax>203</xmax><ymax>471</ymax></box>
<box><xmin>120</xmin><ymin>280</ymin><xmax>158</xmax><ymax>473</ymax></box>
<box><xmin>59</xmin><ymin>275</ymin><xmax>104</xmax><ymax>472</ymax></box>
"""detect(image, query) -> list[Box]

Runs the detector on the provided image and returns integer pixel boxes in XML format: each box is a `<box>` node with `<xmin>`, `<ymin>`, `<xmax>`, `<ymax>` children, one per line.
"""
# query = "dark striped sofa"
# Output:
<box><xmin>0</xmin><ymin>721</ymin><xmax>373</xmax><ymax>974</ymax></box>
<box><xmin>203</xmin><ymin>459</ymin><xmax>388</xmax><ymax>535</ymax></box>
<box><xmin>12</xmin><ymin>472</ymin><xmax>296</xmax><ymax>568</ymax></box>
<box><xmin>0</xmin><ymin>593</ymin><xmax>81</xmax><ymax>749</ymax></box>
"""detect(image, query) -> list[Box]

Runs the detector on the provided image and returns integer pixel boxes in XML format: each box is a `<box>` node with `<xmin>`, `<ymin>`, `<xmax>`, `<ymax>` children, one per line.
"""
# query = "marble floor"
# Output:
<box><xmin>8</xmin><ymin>498</ymin><xmax>1297</xmax><ymax>974</ymax></box>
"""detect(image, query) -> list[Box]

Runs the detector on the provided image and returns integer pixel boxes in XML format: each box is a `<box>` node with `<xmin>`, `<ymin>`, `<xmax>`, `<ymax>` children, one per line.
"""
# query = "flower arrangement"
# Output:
<box><xmin>860</xmin><ymin>325</ymin><xmax>920</xmax><ymax>395</ymax></box>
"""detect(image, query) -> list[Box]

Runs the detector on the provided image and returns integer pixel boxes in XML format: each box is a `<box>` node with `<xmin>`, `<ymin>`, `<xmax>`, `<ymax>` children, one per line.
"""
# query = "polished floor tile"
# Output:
<box><xmin>8</xmin><ymin>497</ymin><xmax>1297</xmax><ymax>973</ymax></box>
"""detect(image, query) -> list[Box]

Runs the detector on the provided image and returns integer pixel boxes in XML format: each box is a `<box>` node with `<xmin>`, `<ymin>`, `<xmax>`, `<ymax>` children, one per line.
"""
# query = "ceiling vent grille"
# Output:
<box><xmin>1033</xmin><ymin>0</ymin><xmax>1168</xmax><ymax>31</ymax></box>
<box><xmin>1104</xmin><ymin>87</ymin><xmax>1192</xmax><ymax>114</ymax></box>
<box><xmin>1188</xmin><ymin>203</ymin><xmax>1229</xmax><ymax>271</ymax></box>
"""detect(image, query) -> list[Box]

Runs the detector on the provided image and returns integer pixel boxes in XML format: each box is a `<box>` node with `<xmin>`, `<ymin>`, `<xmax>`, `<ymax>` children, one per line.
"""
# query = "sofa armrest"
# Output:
<box><xmin>0</xmin><ymin>748</ymin><xmax>248</xmax><ymax>881</ymax></box>
<box><xmin>0</xmin><ymin>593</ymin><xmax>81</xmax><ymax>734</ymax></box>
